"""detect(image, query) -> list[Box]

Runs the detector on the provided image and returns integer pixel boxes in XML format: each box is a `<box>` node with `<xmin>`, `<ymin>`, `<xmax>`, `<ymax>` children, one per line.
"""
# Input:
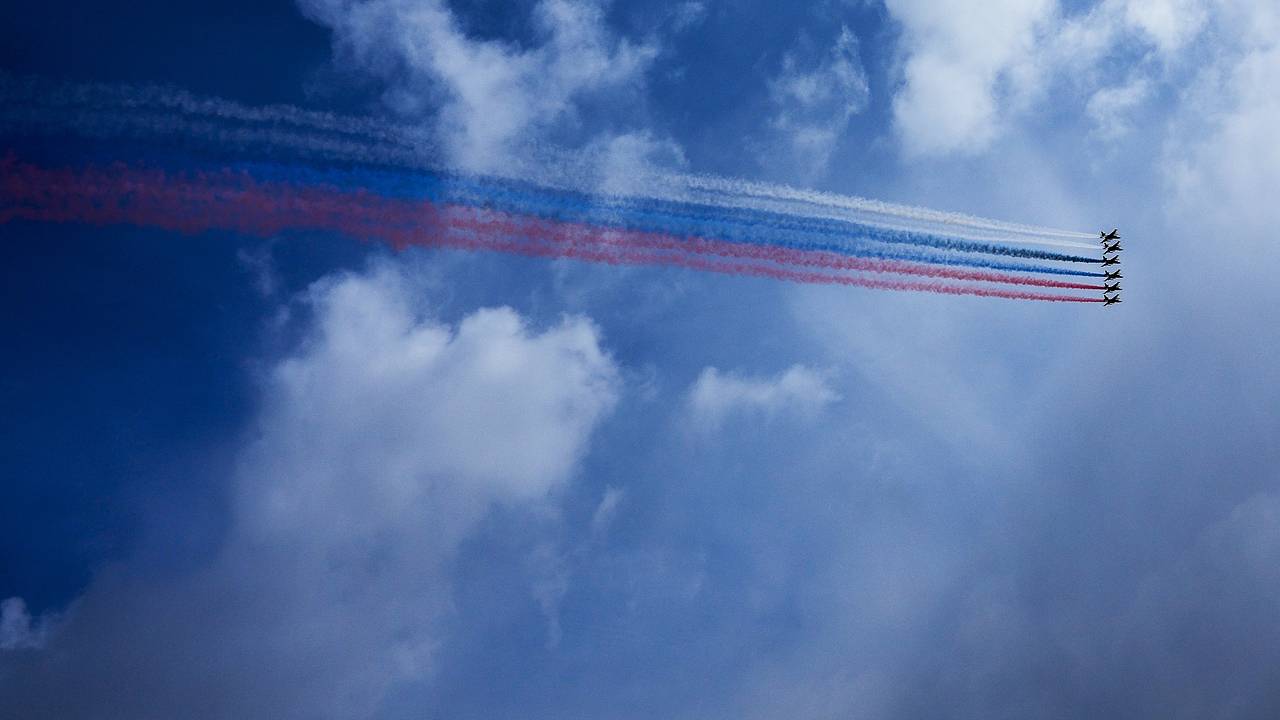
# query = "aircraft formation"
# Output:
<box><xmin>0</xmin><ymin>76</ymin><xmax>1131</xmax><ymax>306</ymax></box>
<box><xmin>1100</xmin><ymin>228</ymin><xmax>1122</xmax><ymax>306</ymax></box>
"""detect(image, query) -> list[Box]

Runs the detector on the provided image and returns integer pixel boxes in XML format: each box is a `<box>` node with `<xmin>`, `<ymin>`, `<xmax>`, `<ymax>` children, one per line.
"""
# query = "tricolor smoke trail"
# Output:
<box><xmin>0</xmin><ymin>76</ymin><xmax>1106</xmax><ymax>303</ymax></box>
<box><xmin>0</xmin><ymin>78</ymin><xmax>1095</xmax><ymax>246</ymax></box>
<box><xmin>0</xmin><ymin>156</ymin><xmax>1101</xmax><ymax>303</ymax></box>
<box><xmin>222</xmin><ymin>160</ymin><xmax>1105</xmax><ymax>275</ymax></box>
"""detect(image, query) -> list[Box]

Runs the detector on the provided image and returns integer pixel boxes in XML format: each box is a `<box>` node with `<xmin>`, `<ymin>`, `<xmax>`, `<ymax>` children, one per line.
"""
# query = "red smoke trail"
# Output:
<box><xmin>0</xmin><ymin>158</ymin><xmax>1101</xmax><ymax>302</ymax></box>
<box><xmin>430</xmin><ymin>229</ymin><xmax>1104</xmax><ymax>302</ymax></box>
<box><xmin>409</xmin><ymin>204</ymin><xmax>1105</xmax><ymax>292</ymax></box>
<box><xmin>404</xmin><ymin>214</ymin><xmax>1102</xmax><ymax>302</ymax></box>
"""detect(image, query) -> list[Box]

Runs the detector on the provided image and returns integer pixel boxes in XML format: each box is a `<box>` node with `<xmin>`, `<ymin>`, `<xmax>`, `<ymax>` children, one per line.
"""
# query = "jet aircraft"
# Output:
<box><xmin>1101</xmin><ymin>256</ymin><xmax>1121</xmax><ymax>266</ymax></box>
<box><xmin>1103</xmin><ymin>242</ymin><xmax>1122</xmax><ymax>254</ymax></box>
<box><xmin>1100</xmin><ymin>229</ymin><xmax>1120</xmax><ymax>242</ymax></box>
<box><xmin>1104</xmin><ymin>282</ymin><xmax>1121</xmax><ymax>293</ymax></box>
<box><xmin>1103</xmin><ymin>295</ymin><xmax>1122</xmax><ymax>306</ymax></box>
<box><xmin>1104</xmin><ymin>270</ymin><xmax>1123</xmax><ymax>281</ymax></box>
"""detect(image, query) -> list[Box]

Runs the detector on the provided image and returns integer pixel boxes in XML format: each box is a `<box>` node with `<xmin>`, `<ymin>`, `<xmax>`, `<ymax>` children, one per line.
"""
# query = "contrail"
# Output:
<box><xmin>672</xmin><ymin>174</ymin><xmax>1099</xmax><ymax>245</ymax></box>
<box><xmin>1</xmin><ymin>157</ymin><xmax>1100</xmax><ymax>303</ymax></box>
<box><xmin>0</xmin><ymin>142</ymin><xmax>1105</xmax><ymax>279</ymax></box>
<box><xmin>433</xmin><ymin>208</ymin><xmax>1106</xmax><ymax>292</ymax></box>
<box><xmin>185</xmin><ymin>160</ymin><xmax>1106</xmax><ymax>270</ymax></box>
<box><xmin>0</xmin><ymin>76</ymin><xmax>1101</xmax><ymax>255</ymax></box>
<box><xmin>0</xmin><ymin>72</ymin><xmax>429</xmax><ymax>149</ymax></box>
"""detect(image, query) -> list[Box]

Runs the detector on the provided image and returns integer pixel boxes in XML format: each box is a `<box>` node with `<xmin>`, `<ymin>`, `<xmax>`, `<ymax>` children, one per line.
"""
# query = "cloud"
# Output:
<box><xmin>1122</xmin><ymin>0</ymin><xmax>1208</xmax><ymax>55</ymax></box>
<box><xmin>757</xmin><ymin>7</ymin><xmax>1280</xmax><ymax>705</ymax></box>
<box><xmin>882</xmin><ymin>0</ymin><xmax>1224</xmax><ymax>158</ymax></box>
<box><xmin>577</xmin><ymin>129</ymin><xmax>689</xmax><ymax>196</ymax></box>
<box><xmin>236</xmin><ymin>241</ymin><xmax>279</xmax><ymax>297</ymax></box>
<box><xmin>9</xmin><ymin>3</ymin><xmax>1280</xmax><ymax>717</ymax></box>
<box><xmin>1085</xmin><ymin>76</ymin><xmax>1150</xmax><ymax>140</ymax></box>
<box><xmin>668</xmin><ymin>1</ymin><xmax>708</xmax><ymax>33</ymax></box>
<box><xmin>0</xmin><ymin>262</ymin><xmax>620</xmax><ymax>718</ymax></box>
<box><xmin>0</xmin><ymin>598</ymin><xmax>50</xmax><ymax>651</ymax></box>
<box><xmin>1166</xmin><ymin>42</ymin><xmax>1280</xmax><ymax>245</ymax></box>
<box><xmin>299</xmin><ymin>0</ymin><xmax>657</xmax><ymax>171</ymax></box>
<box><xmin>590</xmin><ymin>485</ymin><xmax>625</xmax><ymax>537</ymax></box>
<box><xmin>1206</xmin><ymin>493</ymin><xmax>1280</xmax><ymax>583</ymax></box>
<box><xmin>763</xmin><ymin>26</ymin><xmax>870</xmax><ymax>179</ymax></box>
<box><xmin>885</xmin><ymin>0</ymin><xmax>1056</xmax><ymax>157</ymax></box>
<box><xmin>686</xmin><ymin>364</ymin><xmax>839</xmax><ymax>430</ymax></box>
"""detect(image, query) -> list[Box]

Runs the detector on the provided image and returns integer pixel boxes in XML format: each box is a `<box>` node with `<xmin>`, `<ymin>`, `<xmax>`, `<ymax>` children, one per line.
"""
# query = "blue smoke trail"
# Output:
<box><xmin>125</xmin><ymin>155</ymin><xmax>1103</xmax><ymax>278</ymax></box>
<box><xmin>233</xmin><ymin>160</ymin><xmax>1099</xmax><ymax>264</ymax></box>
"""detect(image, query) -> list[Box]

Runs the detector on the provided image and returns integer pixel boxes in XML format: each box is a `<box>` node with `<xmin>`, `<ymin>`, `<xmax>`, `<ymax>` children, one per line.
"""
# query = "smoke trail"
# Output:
<box><xmin>1</xmin><ymin>150</ymin><xmax>1105</xmax><ymax>277</ymax></box>
<box><xmin>0</xmin><ymin>72</ymin><xmax>431</xmax><ymax>150</ymax></box>
<box><xmin>188</xmin><ymin>159</ymin><xmax>1106</xmax><ymax>270</ymax></box>
<box><xmin>445</xmin><ymin>229</ymin><xmax>1102</xmax><ymax>303</ymax></box>
<box><xmin>243</xmin><ymin>160</ymin><xmax>1099</xmax><ymax>259</ymax></box>
<box><xmin>436</xmin><ymin>207</ymin><xmax>1106</xmax><ymax>292</ymax></box>
<box><xmin>3</xmin><ymin>156</ymin><xmax>1092</xmax><ymax>288</ymax></box>
<box><xmin>1</xmin><ymin>157</ymin><xmax>1099</xmax><ymax>303</ymax></box>
<box><xmin>0</xmin><ymin>77</ymin><xmax>1100</xmax><ymax>252</ymax></box>
<box><xmin>674</xmin><ymin>174</ymin><xmax>1099</xmax><ymax>245</ymax></box>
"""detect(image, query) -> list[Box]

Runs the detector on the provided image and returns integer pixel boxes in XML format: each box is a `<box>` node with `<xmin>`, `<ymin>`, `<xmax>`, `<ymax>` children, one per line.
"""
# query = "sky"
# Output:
<box><xmin>3</xmin><ymin>0</ymin><xmax>1280</xmax><ymax>717</ymax></box>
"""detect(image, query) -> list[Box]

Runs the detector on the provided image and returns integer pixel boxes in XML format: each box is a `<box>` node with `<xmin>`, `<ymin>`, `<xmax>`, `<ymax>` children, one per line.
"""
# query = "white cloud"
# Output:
<box><xmin>236</xmin><ymin>242</ymin><xmax>278</xmax><ymax>297</ymax></box>
<box><xmin>764</xmin><ymin>26</ymin><xmax>870</xmax><ymax>178</ymax></box>
<box><xmin>0</xmin><ymin>263</ymin><xmax>620</xmax><ymax>718</ymax></box>
<box><xmin>577</xmin><ymin>130</ymin><xmax>689</xmax><ymax>196</ymax></box>
<box><xmin>1123</xmin><ymin>0</ymin><xmax>1208</xmax><ymax>55</ymax></box>
<box><xmin>1215</xmin><ymin>0</ymin><xmax>1280</xmax><ymax>47</ymax></box>
<box><xmin>0</xmin><ymin>598</ymin><xmax>50</xmax><ymax>651</ymax></box>
<box><xmin>882</xmin><ymin>0</ymin><xmax>1222</xmax><ymax>158</ymax></box>
<box><xmin>668</xmin><ymin>1</ymin><xmax>708</xmax><ymax>32</ymax></box>
<box><xmin>528</xmin><ymin>540</ymin><xmax>571</xmax><ymax>649</ymax></box>
<box><xmin>590</xmin><ymin>485</ymin><xmax>625</xmax><ymax>537</ymax></box>
<box><xmin>254</xmin><ymin>266</ymin><xmax>618</xmax><ymax>521</ymax></box>
<box><xmin>885</xmin><ymin>0</ymin><xmax>1056</xmax><ymax>157</ymax></box>
<box><xmin>299</xmin><ymin>0</ymin><xmax>657</xmax><ymax>171</ymax></box>
<box><xmin>1085</xmin><ymin>76</ymin><xmax>1150</xmax><ymax>140</ymax></box>
<box><xmin>687</xmin><ymin>365</ymin><xmax>839</xmax><ymax>430</ymax></box>
<box><xmin>1166</xmin><ymin>42</ymin><xmax>1280</xmax><ymax>245</ymax></box>
<box><xmin>527</xmin><ymin>483</ymin><xmax>626</xmax><ymax>652</ymax></box>
<box><xmin>1207</xmin><ymin>493</ymin><xmax>1280</xmax><ymax>580</ymax></box>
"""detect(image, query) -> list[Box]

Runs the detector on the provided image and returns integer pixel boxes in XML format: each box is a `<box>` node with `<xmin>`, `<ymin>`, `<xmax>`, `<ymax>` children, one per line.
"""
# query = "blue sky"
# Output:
<box><xmin>3</xmin><ymin>0</ymin><xmax>1280</xmax><ymax>717</ymax></box>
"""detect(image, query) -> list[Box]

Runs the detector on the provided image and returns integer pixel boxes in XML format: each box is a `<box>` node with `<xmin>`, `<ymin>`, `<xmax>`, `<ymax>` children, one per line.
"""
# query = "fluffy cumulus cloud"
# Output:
<box><xmin>747</xmin><ymin>3</ymin><xmax>1280</xmax><ymax>714</ymax></box>
<box><xmin>576</xmin><ymin>129</ymin><xmax>689</xmax><ymax>195</ymax></box>
<box><xmin>687</xmin><ymin>364</ymin><xmax>839</xmax><ymax>430</ymax></box>
<box><xmin>763</xmin><ymin>26</ymin><xmax>870</xmax><ymax>178</ymax></box>
<box><xmin>1085</xmin><ymin>76</ymin><xmax>1149</xmax><ymax>140</ymax></box>
<box><xmin>9</xmin><ymin>2</ymin><xmax>1280</xmax><ymax>717</ymax></box>
<box><xmin>1122</xmin><ymin>0</ymin><xmax>1208</xmax><ymax>55</ymax></box>
<box><xmin>1165</xmin><ymin>12</ymin><xmax>1280</xmax><ymax>245</ymax></box>
<box><xmin>299</xmin><ymin>0</ymin><xmax>657</xmax><ymax>170</ymax></box>
<box><xmin>752</xmin><ymin>273</ymin><xmax>1280</xmax><ymax>717</ymax></box>
<box><xmin>0</xmin><ymin>263</ymin><xmax>619</xmax><ymax>719</ymax></box>
<box><xmin>885</xmin><ymin>0</ymin><xmax>1056</xmax><ymax>157</ymax></box>
<box><xmin>882</xmin><ymin>0</ymin><xmax>1232</xmax><ymax>157</ymax></box>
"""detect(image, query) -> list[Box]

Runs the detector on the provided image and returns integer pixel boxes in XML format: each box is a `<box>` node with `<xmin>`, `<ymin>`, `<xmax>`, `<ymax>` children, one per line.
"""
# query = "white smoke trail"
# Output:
<box><xmin>520</xmin><ymin>148</ymin><xmax>1101</xmax><ymax>249</ymax></box>
<box><xmin>0</xmin><ymin>73</ymin><xmax>427</xmax><ymax>147</ymax></box>
<box><xmin>676</xmin><ymin>174</ymin><xmax>1099</xmax><ymax>245</ymax></box>
<box><xmin>0</xmin><ymin>75</ymin><xmax>1101</xmax><ymax>250</ymax></box>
